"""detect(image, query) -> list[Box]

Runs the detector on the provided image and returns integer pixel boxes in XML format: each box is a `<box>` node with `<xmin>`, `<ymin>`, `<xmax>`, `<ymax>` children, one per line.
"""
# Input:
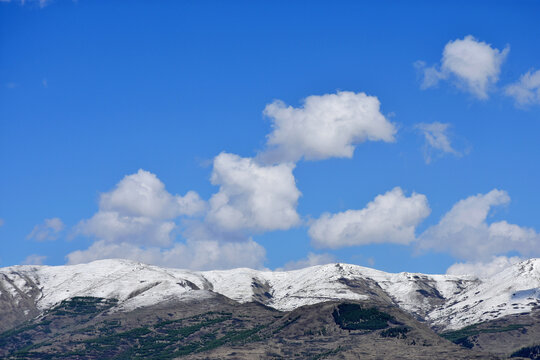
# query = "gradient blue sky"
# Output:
<box><xmin>1</xmin><ymin>0</ymin><xmax>539</xmax><ymax>275</ymax></box>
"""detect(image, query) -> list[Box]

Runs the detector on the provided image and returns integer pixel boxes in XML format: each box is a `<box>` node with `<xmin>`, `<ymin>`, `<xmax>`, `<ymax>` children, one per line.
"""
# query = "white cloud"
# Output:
<box><xmin>0</xmin><ymin>218</ymin><xmax>4</xmax><ymax>227</ymax></box>
<box><xmin>27</xmin><ymin>217</ymin><xmax>64</xmax><ymax>241</ymax></box>
<box><xmin>22</xmin><ymin>254</ymin><xmax>47</xmax><ymax>265</ymax></box>
<box><xmin>446</xmin><ymin>256</ymin><xmax>522</xmax><ymax>278</ymax></box>
<box><xmin>100</xmin><ymin>169</ymin><xmax>205</xmax><ymax>218</ymax></box>
<box><xmin>418</xmin><ymin>35</ymin><xmax>509</xmax><ymax>99</ymax></box>
<box><xmin>418</xmin><ymin>189</ymin><xmax>540</xmax><ymax>260</ymax></box>
<box><xmin>76</xmin><ymin>212</ymin><xmax>177</xmax><ymax>247</ymax></box>
<box><xmin>206</xmin><ymin>152</ymin><xmax>301</xmax><ymax>233</ymax></box>
<box><xmin>505</xmin><ymin>69</ymin><xmax>540</xmax><ymax>106</ymax></box>
<box><xmin>75</xmin><ymin>169</ymin><xmax>205</xmax><ymax>247</ymax></box>
<box><xmin>309</xmin><ymin>187</ymin><xmax>431</xmax><ymax>249</ymax></box>
<box><xmin>69</xmin><ymin>168</ymin><xmax>271</xmax><ymax>270</ymax></box>
<box><xmin>260</xmin><ymin>91</ymin><xmax>396</xmax><ymax>163</ymax></box>
<box><xmin>416</xmin><ymin>122</ymin><xmax>460</xmax><ymax>163</ymax></box>
<box><xmin>415</xmin><ymin>61</ymin><xmax>442</xmax><ymax>89</ymax></box>
<box><xmin>66</xmin><ymin>238</ymin><xmax>266</xmax><ymax>271</ymax></box>
<box><xmin>277</xmin><ymin>252</ymin><xmax>336</xmax><ymax>271</ymax></box>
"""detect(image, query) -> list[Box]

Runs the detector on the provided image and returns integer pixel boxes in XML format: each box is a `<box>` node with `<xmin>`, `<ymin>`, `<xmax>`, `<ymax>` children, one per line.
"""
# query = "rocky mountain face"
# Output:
<box><xmin>1</xmin><ymin>258</ymin><xmax>539</xmax><ymax>359</ymax></box>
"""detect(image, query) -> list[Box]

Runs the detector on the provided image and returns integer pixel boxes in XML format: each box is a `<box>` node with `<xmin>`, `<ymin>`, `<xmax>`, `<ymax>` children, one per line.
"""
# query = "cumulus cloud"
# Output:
<box><xmin>446</xmin><ymin>256</ymin><xmax>522</xmax><ymax>278</ymax></box>
<box><xmin>260</xmin><ymin>91</ymin><xmax>396</xmax><ymax>163</ymax></box>
<box><xmin>206</xmin><ymin>152</ymin><xmax>301</xmax><ymax>233</ymax></box>
<box><xmin>418</xmin><ymin>35</ymin><xmax>509</xmax><ymax>99</ymax></box>
<box><xmin>27</xmin><ymin>217</ymin><xmax>64</xmax><ymax>241</ymax></box>
<box><xmin>68</xmin><ymin>168</ymin><xmax>271</xmax><ymax>270</ymax></box>
<box><xmin>418</xmin><ymin>189</ymin><xmax>540</xmax><ymax>260</ymax></box>
<box><xmin>61</xmin><ymin>88</ymin><xmax>400</xmax><ymax>270</ymax></box>
<box><xmin>22</xmin><ymin>254</ymin><xmax>47</xmax><ymax>265</ymax></box>
<box><xmin>277</xmin><ymin>252</ymin><xmax>336</xmax><ymax>271</ymax></box>
<box><xmin>416</xmin><ymin>122</ymin><xmax>460</xmax><ymax>163</ymax></box>
<box><xmin>76</xmin><ymin>213</ymin><xmax>177</xmax><ymax>247</ymax></box>
<box><xmin>75</xmin><ymin>170</ymin><xmax>205</xmax><ymax>247</ymax></box>
<box><xmin>66</xmin><ymin>238</ymin><xmax>266</xmax><ymax>270</ymax></box>
<box><xmin>505</xmin><ymin>69</ymin><xmax>540</xmax><ymax>106</ymax></box>
<box><xmin>309</xmin><ymin>187</ymin><xmax>431</xmax><ymax>249</ymax></box>
<box><xmin>100</xmin><ymin>169</ymin><xmax>205</xmax><ymax>218</ymax></box>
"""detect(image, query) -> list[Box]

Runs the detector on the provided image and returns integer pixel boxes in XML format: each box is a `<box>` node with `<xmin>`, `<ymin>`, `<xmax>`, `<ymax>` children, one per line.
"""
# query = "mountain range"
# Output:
<box><xmin>1</xmin><ymin>259</ymin><xmax>539</xmax><ymax>359</ymax></box>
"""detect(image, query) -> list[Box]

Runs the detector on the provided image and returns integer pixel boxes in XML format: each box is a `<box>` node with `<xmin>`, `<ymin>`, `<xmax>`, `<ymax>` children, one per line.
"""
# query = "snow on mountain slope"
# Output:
<box><xmin>1</xmin><ymin>258</ymin><xmax>539</xmax><ymax>330</ymax></box>
<box><xmin>1</xmin><ymin>261</ymin><xmax>373</xmax><ymax>314</ymax></box>
<box><xmin>428</xmin><ymin>258</ymin><xmax>540</xmax><ymax>330</ymax></box>
<box><xmin>201</xmin><ymin>264</ymin><xmax>370</xmax><ymax>311</ymax></box>
<box><xmin>201</xmin><ymin>262</ymin><xmax>480</xmax><ymax>316</ymax></box>
<box><xmin>360</xmin><ymin>269</ymin><xmax>479</xmax><ymax>319</ymax></box>
<box><xmin>0</xmin><ymin>259</ymin><xmax>214</xmax><ymax>312</ymax></box>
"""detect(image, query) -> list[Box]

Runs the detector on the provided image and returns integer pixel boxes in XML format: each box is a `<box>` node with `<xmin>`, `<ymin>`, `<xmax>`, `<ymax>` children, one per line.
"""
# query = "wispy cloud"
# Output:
<box><xmin>415</xmin><ymin>122</ymin><xmax>462</xmax><ymax>164</ymax></box>
<box><xmin>505</xmin><ymin>69</ymin><xmax>540</xmax><ymax>107</ymax></box>
<box><xmin>27</xmin><ymin>218</ymin><xmax>64</xmax><ymax>241</ymax></box>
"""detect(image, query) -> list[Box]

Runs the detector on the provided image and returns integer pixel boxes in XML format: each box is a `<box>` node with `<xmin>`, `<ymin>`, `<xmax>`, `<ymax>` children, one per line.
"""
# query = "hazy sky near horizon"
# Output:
<box><xmin>1</xmin><ymin>0</ymin><xmax>540</xmax><ymax>276</ymax></box>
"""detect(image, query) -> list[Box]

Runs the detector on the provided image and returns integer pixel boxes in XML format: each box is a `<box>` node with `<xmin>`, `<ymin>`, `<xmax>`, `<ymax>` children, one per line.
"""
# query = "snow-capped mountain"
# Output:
<box><xmin>1</xmin><ymin>258</ymin><xmax>539</xmax><ymax>331</ymax></box>
<box><xmin>427</xmin><ymin>258</ymin><xmax>540</xmax><ymax>329</ymax></box>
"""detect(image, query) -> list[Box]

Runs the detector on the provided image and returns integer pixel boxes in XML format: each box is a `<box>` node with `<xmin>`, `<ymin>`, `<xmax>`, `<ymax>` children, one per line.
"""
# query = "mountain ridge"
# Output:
<box><xmin>2</xmin><ymin>258</ymin><xmax>539</xmax><ymax>334</ymax></box>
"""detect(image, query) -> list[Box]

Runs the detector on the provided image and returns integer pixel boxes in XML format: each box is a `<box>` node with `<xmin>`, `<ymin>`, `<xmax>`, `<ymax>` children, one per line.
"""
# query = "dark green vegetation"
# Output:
<box><xmin>80</xmin><ymin>312</ymin><xmax>265</xmax><ymax>360</ymax></box>
<box><xmin>332</xmin><ymin>303</ymin><xmax>394</xmax><ymax>330</ymax></box>
<box><xmin>0</xmin><ymin>297</ymin><xmax>120</xmax><ymax>356</ymax></box>
<box><xmin>380</xmin><ymin>326</ymin><xmax>409</xmax><ymax>339</ymax></box>
<box><xmin>441</xmin><ymin>322</ymin><xmax>530</xmax><ymax>349</ymax></box>
<box><xmin>1</xmin><ymin>305</ymin><xmax>268</xmax><ymax>359</ymax></box>
<box><xmin>48</xmin><ymin>296</ymin><xmax>118</xmax><ymax>316</ymax></box>
<box><xmin>0</xmin><ymin>297</ymin><xmax>500</xmax><ymax>359</ymax></box>
<box><xmin>511</xmin><ymin>344</ymin><xmax>540</xmax><ymax>359</ymax></box>
<box><xmin>426</xmin><ymin>310</ymin><xmax>540</xmax><ymax>358</ymax></box>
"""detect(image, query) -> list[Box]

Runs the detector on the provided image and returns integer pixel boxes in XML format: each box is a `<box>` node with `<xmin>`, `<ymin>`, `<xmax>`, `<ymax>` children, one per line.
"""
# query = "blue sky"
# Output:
<box><xmin>1</xmin><ymin>0</ymin><xmax>539</xmax><ymax>275</ymax></box>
